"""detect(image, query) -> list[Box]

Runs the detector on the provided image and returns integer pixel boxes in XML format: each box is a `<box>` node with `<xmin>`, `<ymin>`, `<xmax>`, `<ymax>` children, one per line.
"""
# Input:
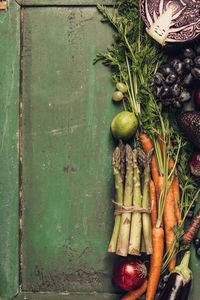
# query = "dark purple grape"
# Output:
<box><xmin>195</xmin><ymin>46</ymin><xmax>200</xmax><ymax>55</ymax></box>
<box><xmin>154</xmin><ymin>86</ymin><xmax>164</xmax><ymax>98</ymax></box>
<box><xmin>165</xmin><ymin>72</ymin><xmax>177</xmax><ymax>85</ymax></box>
<box><xmin>161</xmin><ymin>86</ymin><xmax>171</xmax><ymax>98</ymax></box>
<box><xmin>158</xmin><ymin>281</ymin><xmax>166</xmax><ymax>291</ymax></box>
<box><xmin>173</xmin><ymin>101</ymin><xmax>182</xmax><ymax>109</ymax></box>
<box><xmin>154</xmin><ymin>72</ymin><xmax>165</xmax><ymax>85</ymax></box>
<box><xmin>191</xmin><ymin>67</ymin><xmax>200</xmax><ymax>79</ymax></box>
<box><xmin>179</xmin><ymin>90</ymin><xmax>191</xmax><ymax>103</ymax></box>
<box><xmin>195</xmin><ymin>45</ymin><xmax>200</xmax><ymax>55</ymax></box>
<box><xmin>193</xmin><ymin>237</ymin><xmax>200</xmax><ymax>248</ymax></box>
<box><xmin>194</xmin><ymin>56</ymin><xmax>200</xmax><ymax>67</ymax></box>
<box><xmin>196</xmin><ymin>247</ymin><xmax>200</xmax><ymax>258</ymax></box>
<box><xmin>171</xmin><ymin>83</ymin><xmax>181</xmax><ymax>97</ymax></box>
<box><xmin>183</xmin><ymin>58</ymin><xmax>194</xmax><ymax>71</ymax></box>
<box><xmin>172</xmin><ymin>61</ymin><xmax>184</xmax><ymax>75</ymax></box>
<box><xmin>160</xmin><ymin>64</ymin><xmax>174</xmax><ymax>77</ymax></box>
<box><xmin>163</xmin><ymin>101</ymin><xmax>171</xmax><ymax>107</ymax></box>
<box><xmin>187</xmin><ymin>209</ymin><xmax>194</xmax><ymax>219</ymax></box>
<box><xmin>183</xmin><ymin>73</ymin><xmax>194</xmax><ymax>86</ymax></box>
<box><xmin>184</xmin><ymin>48</ymin><xmax>196</xmax><ymax>59</ymax></box>
<box><xmin>162</xmin><ymin>275</ymin><xmax>169</xmax><ymax>283</ymax></box>
<box><xmin>171</xmin><ymin>58</ymin><xmax>181</xmax><ymax>67</ymax></box>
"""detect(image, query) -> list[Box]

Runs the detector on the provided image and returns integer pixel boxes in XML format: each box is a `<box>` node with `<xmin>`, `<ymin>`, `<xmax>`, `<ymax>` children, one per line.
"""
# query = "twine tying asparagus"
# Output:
<box><xmin>112</xmin><ymin>200</ymin><xmax>152</xmax><ymax>215</ymax></box>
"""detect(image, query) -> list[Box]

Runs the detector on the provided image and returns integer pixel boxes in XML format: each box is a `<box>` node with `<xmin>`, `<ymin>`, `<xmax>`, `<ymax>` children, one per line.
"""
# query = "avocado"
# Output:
<box><xmin>177</xmin><ymin>111</ymin><xmax>200</xmax><ymax>149</ymax></box>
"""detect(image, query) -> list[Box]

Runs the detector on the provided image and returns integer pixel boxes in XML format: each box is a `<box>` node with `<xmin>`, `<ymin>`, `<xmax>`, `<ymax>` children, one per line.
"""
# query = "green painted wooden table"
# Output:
<box><xmin>0</xmin><ymin>1</ymin><xmax>200</xmax><ymax>299</ymax></box>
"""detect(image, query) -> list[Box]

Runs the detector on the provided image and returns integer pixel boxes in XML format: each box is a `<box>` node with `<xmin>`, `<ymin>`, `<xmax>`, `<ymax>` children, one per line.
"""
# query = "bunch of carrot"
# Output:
<box><xmin>139</xmin><ymin>132</ymin><xmax>181</xmax><ymax>300</ymax></box>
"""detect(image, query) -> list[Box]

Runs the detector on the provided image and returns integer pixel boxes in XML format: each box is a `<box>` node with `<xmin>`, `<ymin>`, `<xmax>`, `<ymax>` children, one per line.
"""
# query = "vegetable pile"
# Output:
<box><xmin>94</xmin><ymin>0</ymin><xmax>200</xmax><ymax>299</ymax></box>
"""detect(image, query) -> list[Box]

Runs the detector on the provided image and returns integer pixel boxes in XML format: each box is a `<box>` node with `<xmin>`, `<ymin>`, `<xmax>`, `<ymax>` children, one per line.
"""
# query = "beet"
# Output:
<box><xmin>189</xmin><ymin>152</ymin><xmax>200</xmax><ymax>176</ymax></box>
<box><xmin>177</xmin><ymin>111</ymin><xmax>200</xmax><ymax>149</ymax></box>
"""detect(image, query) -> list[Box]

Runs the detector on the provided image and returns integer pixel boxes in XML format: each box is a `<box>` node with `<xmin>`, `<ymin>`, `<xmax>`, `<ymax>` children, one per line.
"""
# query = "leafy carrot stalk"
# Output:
<box><xmin>142</xmin><ymin>148</ymin><xmax>154</xmax><ymax>255</ymax></box>
<box><xmin>146</xmin><ymin>227</ymin><xmax>164</xmax><ymax>300</ymax></box>
<box><xmin>139</xmin><ymin>133</ymin><xmax>160</xmax><ymax>182</ymax></box>
<box><xmin>182</xmin><ymin>208</ymin><xmax>200</xmax><ymax>245</ymax></box>
<box><xmin>116</xmin><ymin>144</ymin><xmax>133</xmax><ymax>256</ymax></box>
<box><xmin>150</xmin><ymin>180</ymin><xmax>157</xmax><ymax>228</ymax></box>
<box><xmin>168</xmin><ymin>158</ymin><xmax>181</xmax><ymax>224</ymax></box>
<box><xmin>108</xmin><ymin>142</ymin><xmax>125</xmax><ymax>252</ymax></box>
<box><xmin>163</xmin><ymin>180</ymin><xmax>177</xmax><ymax>272</ymax></box>
<box><xmin>139</xmin><ymin>133</ymin><xmax>161</xmax><ymax>203</ymax></box>
<box><xmin>121</xmin><ymin>279</ymin><xmax>148</xmax><ymax>300</ymax></box>
<box><xmin>159</xmin><ymin>135</ymin><xmax>181</xmax><ymax>223</ymax></box>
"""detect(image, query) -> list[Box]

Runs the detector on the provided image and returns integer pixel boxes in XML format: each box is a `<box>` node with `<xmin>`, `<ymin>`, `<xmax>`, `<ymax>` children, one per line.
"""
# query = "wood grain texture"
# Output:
<box><xmin>15</xmin><ymin>0</ymin><xmax>114</xmax><ymax>6</ymax></box>
<box><xmin>21</xmin><ymin>6</ymin><xmax>120</xmax><ymax>293</ymax></box>
<box><xmin>0</xmin><ymin>0</ymin><xmax>20</xmax><ymax>298</ymax></box>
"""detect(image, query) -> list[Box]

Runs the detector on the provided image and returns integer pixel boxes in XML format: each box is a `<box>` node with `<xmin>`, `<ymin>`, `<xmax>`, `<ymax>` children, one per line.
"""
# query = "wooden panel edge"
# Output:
<box><xmin>14</xmin><ymin>0</ymin><xmax>114</xmax><ymax>6</ymax></box>
<box><xmin>13</xmin><ymin>292</ymin><xmax>123</xmax><ymax>299</ymax></box>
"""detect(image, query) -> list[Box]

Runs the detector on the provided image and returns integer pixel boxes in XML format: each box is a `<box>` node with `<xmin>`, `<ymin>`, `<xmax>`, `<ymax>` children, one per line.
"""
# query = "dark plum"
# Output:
<box><xmin>184</xmin><ymin>48</ymin><xmax>196</xmax><ymax>59</ymax></box>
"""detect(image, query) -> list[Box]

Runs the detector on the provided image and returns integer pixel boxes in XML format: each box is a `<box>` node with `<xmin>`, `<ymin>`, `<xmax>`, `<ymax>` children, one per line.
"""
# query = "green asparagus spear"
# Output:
<box><xmin>107</xmin><ymin>143</ymin><xmax>125</xmax><ymax>252</ymax></box>
<box><xmin>128</xmin><ymin>148</ymin><xmax>142</xmax><ymax>255</ymax></box>
<box><xmin>116</xmin><ymin>144</ymin><xmax>133</xmax><ymax>256</ymax></box>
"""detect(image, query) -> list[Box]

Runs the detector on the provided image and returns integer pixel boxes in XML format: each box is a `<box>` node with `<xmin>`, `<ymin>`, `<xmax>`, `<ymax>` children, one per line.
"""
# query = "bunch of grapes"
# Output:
<box><xmin>151</xmin><ymin>45</ymin><xmax>200</xmax><ymax>109</ymax></box>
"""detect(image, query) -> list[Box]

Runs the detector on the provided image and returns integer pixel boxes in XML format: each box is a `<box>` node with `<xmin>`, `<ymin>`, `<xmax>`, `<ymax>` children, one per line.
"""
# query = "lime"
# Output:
<box><xmin>111</xmin><ymin>111</ymin><xmax>138</xmax><ymax>140</ymax></box>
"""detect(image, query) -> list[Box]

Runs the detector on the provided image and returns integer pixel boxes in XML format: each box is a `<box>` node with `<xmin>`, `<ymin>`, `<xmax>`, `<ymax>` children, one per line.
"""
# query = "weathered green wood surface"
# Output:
<box><xmin>13</xmin><ymin>292</ymin><xmax>122</xmax><ymax>299</ymax></box>
<box><xmin>0</xmin><ymin>0</ymin><xmax>20</xmax><ymax>298</ymax></box>
<box><xmin>16</xmin><ymin>0</ymin><xmax>114</xmax><ymax>6</ymax></box>
<box><xmin>21</xmin><ymin>6</ymin><xmax>121</xmax><ymax>294</ymax></box>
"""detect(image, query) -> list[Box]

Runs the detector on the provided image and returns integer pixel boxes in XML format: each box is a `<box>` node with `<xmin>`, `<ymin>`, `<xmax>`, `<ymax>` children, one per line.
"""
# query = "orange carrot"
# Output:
<box><xmin>139</xmin><ymin>133</ymin><xmax>154</xmax><ymax>152</ymax></box>
<box><xmin>150</xmin><ymin>180</ymin><xmax>157</xmax><ymax>228</ymax></box>
<box><xmin>156</xmin><ymin>176</ymin><xmax>164</xmax><ymax>228</ymax></box>
<box><xmin>159</xmin><ymin>135</ymin><xmax>181</xmax><ymax>223</ymax></box>
<box><xmin>168</xmin><ymin>158</ymin><xmax>181</xmax><ymax>224</ymax></box>
<box><xmin>172</xmin><ymin>176</ymin><xmax>181</xmax><ymax>223</ymax></box>
<box><xmin>139</xmin><ymin>133</ymin><xmax>160</xmax><ymax>196</ymax></box>
<box><xmin>146</xmin><ymin>227</ymin><xmax>164</xmax><ymax>300</ymax></box>
<box><xmin>121</xmin><ymin>279</ymin><xmax>148</xmax><ymax>300</ymax></box>
<box><xmin>164</xmin><ymin>180</ymin><xmax>177</xmax><ymax>272</ymax></box>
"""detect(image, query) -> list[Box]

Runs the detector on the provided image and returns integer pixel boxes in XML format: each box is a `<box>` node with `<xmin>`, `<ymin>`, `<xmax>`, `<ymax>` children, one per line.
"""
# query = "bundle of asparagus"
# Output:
<box><xmin>108</xmin><ymin>141</ymin><xmax>153</xmax><ymax>256</ymax></box>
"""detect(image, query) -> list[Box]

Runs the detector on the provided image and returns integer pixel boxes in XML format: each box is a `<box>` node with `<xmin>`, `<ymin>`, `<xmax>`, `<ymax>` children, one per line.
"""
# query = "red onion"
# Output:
<box><xmin>112</xmin><ymin>256</ymin><xmax>147</xmax><ymax>291</ymax></box>
<box><xmin>189</xmin><ymin>152</ymin><xmax>200</xmax><ymax>177</ymax></box>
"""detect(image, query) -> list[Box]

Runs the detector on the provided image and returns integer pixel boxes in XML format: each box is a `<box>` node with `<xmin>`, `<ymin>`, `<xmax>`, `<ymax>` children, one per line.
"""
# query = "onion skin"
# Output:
<box><xmin>189</xmin><ymin>152</ymin><xmax>200</xmax><ymax>177</ymax></box>
<box><xmin>112</xmin><ymin>257</ymin><xmax>147</xmax><ymax>291</ymax></box>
